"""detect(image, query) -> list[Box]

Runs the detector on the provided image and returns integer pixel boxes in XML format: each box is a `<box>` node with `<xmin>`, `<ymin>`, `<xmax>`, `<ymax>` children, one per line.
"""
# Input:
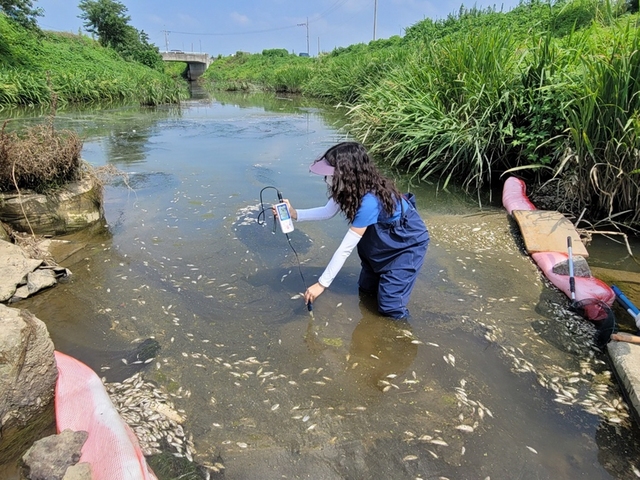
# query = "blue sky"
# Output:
<box><xmin>35</xmin><ymin>0</ymin><xmax>523</xmax><ymax>56</ymax></box>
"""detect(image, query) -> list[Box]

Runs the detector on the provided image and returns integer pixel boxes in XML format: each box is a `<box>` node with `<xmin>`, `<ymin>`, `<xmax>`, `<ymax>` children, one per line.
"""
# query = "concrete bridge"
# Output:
<box><xmin>160</xmin><ymin>51</ymin><xmax>212</xmax><ymax>80</ymax></box>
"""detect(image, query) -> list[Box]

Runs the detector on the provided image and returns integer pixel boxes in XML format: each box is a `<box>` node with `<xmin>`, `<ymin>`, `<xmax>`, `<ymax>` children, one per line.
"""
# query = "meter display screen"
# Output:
<box><xmin>276</xmin><ymin>203</ymin><xmax>291</xmax><ymax>221</ymax></box>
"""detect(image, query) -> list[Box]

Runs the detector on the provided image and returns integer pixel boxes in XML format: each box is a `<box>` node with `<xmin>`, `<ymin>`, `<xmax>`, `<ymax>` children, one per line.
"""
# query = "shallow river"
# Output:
<box><xmin>6</xmin><ymin>91</ymin><xmax>640</xmax><ymax>479</ymax></box>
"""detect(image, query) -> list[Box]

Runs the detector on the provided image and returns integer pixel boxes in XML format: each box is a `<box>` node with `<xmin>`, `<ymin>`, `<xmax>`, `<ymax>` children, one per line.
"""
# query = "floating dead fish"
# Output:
<box><xmin>402</xmin><ymin>454</ymin><xmax>418</xmax><ymax>461</ymax></box>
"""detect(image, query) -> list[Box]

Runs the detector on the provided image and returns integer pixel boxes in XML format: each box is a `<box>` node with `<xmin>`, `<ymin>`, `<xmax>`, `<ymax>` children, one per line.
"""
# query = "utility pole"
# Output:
<box><xmin>297</xmin><ymin>18</ymin><xmax>309</xmax><ymax>55</ymax></box>
<box><xmin>373</xmin><ymin>0</ymin><xmax>378</xmax><ymax>41</ymax></box>
<box><xmin>162</xmin><ymin>29</ymin><xmax>169</xmax><ymax>51</ymax></box>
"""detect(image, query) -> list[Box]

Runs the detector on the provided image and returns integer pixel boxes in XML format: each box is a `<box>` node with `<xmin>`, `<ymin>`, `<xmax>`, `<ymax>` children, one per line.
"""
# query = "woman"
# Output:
<box><xmin>284</xmin><ymin>141</ymin><xmax>429</xmax><ymax>320</ymax></box>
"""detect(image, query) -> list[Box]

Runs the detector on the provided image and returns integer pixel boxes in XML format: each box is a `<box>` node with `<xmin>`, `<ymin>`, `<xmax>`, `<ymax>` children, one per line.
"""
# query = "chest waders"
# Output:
<box><xmin>356</xmin><ymin>193</ymin><xmax>429</xmax><ymax>319</ymax></box>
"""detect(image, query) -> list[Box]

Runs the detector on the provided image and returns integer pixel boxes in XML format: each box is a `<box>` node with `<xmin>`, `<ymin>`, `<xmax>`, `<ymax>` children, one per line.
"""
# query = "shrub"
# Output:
<box><xmin>0</xmin><ymin>119</ymin><xmax>83</xmax><ymax>192</ymax></box>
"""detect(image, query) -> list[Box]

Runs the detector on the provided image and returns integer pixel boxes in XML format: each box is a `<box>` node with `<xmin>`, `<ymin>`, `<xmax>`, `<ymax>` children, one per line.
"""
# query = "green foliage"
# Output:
<box><xmin>0</xmin><ymin>15</ymin><xmax>188</xmax><ymax>108</ymax></box>
<box><xmin>347</xmin><ymin>26</ymin><xmax>522</xmax><ymax>192</ymax></box>
<box><xmin>78</xmin><ymin>0</ymin><xmax>162</xmax><ymax>70</ymax></box>
<box><xmin>0</xmin><ymin>0</ymin><xmax>41</xmax><ymax>30</ymax></box>
<box><xmin>116</xmin><ymin>27</ymin><xmax>164</xmax><ymax>70</ymax></box>
<box><xmin>557</xmin><ymin>17</ymin><xmax>640</xmax><ymax>224</ymax></box>
<box><xmin>0</xmin><ymin>10</ymin><xmax>39</xmax><ymax>68</ymax></box>
<box><xmin>304</xmin><ymin>45</ymin><xmax>409</xmax><ymax>103</ymax></box>
<box><xmin>202</xmin><ymin>52</ymin><xmax>314</xmax><ymax>92</ymax></box>
<box><xmin>261</xmin><ymin>48</ymin><xmax>290</xmax><ymax>57</ymax></box>
<box><xmin>78</xmin><ymin>0</ymin><xmax>130</xmax><ymax>48</ymax></box>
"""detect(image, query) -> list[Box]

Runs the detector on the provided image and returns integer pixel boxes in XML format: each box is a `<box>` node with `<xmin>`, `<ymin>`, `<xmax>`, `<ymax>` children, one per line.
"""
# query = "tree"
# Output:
<box><xmin>0</xmin><ymin>0</ymin><xmax>42</xmax><ymax>29</ymax></box>
<box><xmin>78</xmin><ymin>0</ymin><xmax>130</xmax><ymax>48</ymax></box>
<box><xmin>78</xmin><ymin>0</ymin><xmax>162</xmax><ymax>70</ymax></box>
<box><xmin>118</xmin><ymin>26</ymin><xmax>163</xmax><ymax>70</ymax></box>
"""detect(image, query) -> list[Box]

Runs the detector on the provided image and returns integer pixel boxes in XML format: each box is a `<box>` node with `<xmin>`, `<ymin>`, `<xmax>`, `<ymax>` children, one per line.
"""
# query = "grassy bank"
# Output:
<box><xmin>203</xmin><ymin>0</ymin><xmax>640</xmax><ymax>230</ymax></box>
<box><xmin>0</xmin><ymin>14</ymin><xmax>188</xmax><ymax>108</ymax></box>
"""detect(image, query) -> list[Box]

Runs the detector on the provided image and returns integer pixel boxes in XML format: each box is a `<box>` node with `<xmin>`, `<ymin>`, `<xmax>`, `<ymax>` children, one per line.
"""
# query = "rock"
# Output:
<box><xmin>0</xmin><ymin>221</ymin><xmax>10</xmax><ymax>242</ymax></box>
<box><xmin>0</xmin><ymin>175</ymin><xmax>103</xmax><ymax>236</ymax></box>
<box><xmin>0</xmin><ymin>241</ymin><xmax>43</xmax><ymax>302</ymax></box>
<box><xmin>11</xmin><ymin>270</ymin><xmax>58</xmax><ymax>302</ymax></box>
<box><xmin>62</xmin><ymin>462</ymin><xmax>91</xmax><ymax>480</ymax></box>
<box><xmin>0</xmin><ymin>305</ymin><xmax>57</xmax><ymax>440</ymax></box>
<box><xmin>21</xmin><ymin>429</ymin><xmax>88</xmax><ymax>480</ymax></box>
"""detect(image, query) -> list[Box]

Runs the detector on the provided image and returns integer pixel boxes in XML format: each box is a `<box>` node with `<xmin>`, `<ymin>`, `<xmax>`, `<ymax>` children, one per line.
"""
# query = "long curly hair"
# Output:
<box><xmin>322</xmin><ymin>142</ymin><xmax>401</xmax><ymax>223</ymax></box>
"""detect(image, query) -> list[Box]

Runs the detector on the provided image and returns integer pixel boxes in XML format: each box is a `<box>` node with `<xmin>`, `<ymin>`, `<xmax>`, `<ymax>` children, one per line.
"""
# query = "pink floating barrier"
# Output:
<box><xmin>502</xmin><ymin>177</ymin><xmax>615</xmax><ymax>317</ymax></box>
<box><xmin>54</xmin><ymin>351</ymin><xmax>157</xmax><ymax>480</ymax></box>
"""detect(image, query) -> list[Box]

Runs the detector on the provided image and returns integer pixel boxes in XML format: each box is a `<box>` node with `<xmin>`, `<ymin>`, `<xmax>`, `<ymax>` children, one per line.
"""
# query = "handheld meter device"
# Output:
<box><xmin>274</xmin><ymin>202</ymin><xmax>294</xmax><ymax>234</ymax></box>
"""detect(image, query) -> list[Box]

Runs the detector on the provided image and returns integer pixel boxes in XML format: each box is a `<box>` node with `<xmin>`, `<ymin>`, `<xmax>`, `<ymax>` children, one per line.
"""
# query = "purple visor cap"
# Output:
<box><xmin>309</xmin><ymin>157</ymin><xmax>335</xmax><ymax>176</ymax></box>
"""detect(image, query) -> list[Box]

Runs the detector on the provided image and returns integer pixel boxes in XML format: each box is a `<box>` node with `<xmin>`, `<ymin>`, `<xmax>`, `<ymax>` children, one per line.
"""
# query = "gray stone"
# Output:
<box><xmin>11</xmin><ymin>284</ymin><xmax>30</xmax><ymax>302</ymax></box>
<box><xmin>0</xmin><ymin>175</ymin><xmax>103</xmax><ymax>236</ymax></box>
<box><xmin>21</xmin><ymin>430</ymin><xmax>88</xmax><ymax>480</ymax></box>
<box><xmin>551</xmin><ymin>255</ymin><xmax>592</xmax><ymax>277</ymax></box>
<box><xmin>0</xmin><ymin>305</ymin><xmax>57</xmax><ymax>432</ymax></box>
<box><xmin>0</xmin><ymin>241</ymin><xmax>42</xmax><ymax>302</ymax></box>
<box><xmin>26</xmin><ymin>269</ymin><xmax>57</xmax><ymax>295</ymax></box>
<box><xmin>62</xmin><ymin>463</ymin><xmax>91</xmax><ymax>480</ymax></box>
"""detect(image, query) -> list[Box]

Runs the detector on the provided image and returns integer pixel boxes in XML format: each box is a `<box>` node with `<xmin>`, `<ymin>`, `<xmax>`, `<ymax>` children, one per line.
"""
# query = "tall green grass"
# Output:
<box><xmin>202</xmin><ymin>51</ymin><xmax>314</xmax><ymax>93</ymax></box>
<box><xmin>346</xmin><ymin>27</ymin><xmax>521</xmax><ymax>195</ymax></box>
<box><xmin>0</xmin><ymin>16</ymin><xmax>188</xmax><ymax>109</ymax></box>
<box><xmin>556</xmin><ymin>16</ymin><xmax>640</xmax><ymax>225</ymax></box>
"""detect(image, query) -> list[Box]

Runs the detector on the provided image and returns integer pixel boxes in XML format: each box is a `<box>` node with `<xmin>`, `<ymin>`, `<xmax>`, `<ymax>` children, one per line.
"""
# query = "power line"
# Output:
<box><xmin>160</xmin><ymin>0</ymin><xmax>358</xmax><ymax>39</ymax></box>
<box><xmin>166</xmin><ymin>24</ymin><xmax>298</xmax><ymax>37</ymax></box>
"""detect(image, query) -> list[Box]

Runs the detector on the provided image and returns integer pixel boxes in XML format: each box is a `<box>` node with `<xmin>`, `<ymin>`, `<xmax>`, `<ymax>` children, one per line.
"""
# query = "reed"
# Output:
<box><xmin>346</xmin><ymin>26</ymin><xmax>520</xmax><ymax>194</ymax></box>
<box><xmin>556</xmin><ymin>16</ymin><xmax>640</xmax><ymax>226</ymax></box>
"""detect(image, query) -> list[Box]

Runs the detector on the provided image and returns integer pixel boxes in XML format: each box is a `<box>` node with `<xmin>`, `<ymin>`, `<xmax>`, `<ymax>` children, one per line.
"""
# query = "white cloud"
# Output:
<box><xmin>230</xmin><ymin>12</ymin><xmax>251</xmax><ymax>25</ymax></box>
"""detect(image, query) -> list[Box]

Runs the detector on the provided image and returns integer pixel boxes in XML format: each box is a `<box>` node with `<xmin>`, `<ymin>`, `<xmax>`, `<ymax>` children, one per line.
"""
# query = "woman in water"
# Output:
<box><xmin>283</xmin><ymin>141</ymin><xmax>429</xmax><ymax>320</ymax></box>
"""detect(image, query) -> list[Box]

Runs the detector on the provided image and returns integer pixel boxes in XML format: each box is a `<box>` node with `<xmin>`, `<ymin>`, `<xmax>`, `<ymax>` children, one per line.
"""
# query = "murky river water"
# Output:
<box><xmin>4</xmin><ymin>90</ymin><xmax>640</xmax><ymax>479</ymax></box>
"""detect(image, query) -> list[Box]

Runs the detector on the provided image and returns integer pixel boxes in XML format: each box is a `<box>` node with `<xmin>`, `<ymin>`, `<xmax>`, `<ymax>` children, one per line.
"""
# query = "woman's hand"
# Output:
<box><xmin>304</xmin><ymin>282</ymin><xmax>325</xmax><ymax>305</ymax></box>
<box><xmin>272</xmin><ymin>199</ymin><xmax>297</xmax><ymax>220</ymax></box>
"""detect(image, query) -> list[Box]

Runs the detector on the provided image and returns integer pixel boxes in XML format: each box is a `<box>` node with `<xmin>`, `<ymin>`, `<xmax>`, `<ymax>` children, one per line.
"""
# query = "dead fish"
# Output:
<box><xmin>456</xmin><ymin>425</ymin><xmax>474</xmax><ymax>433</ymax></box>
<box><xmin>402</xmin><ymin>455</ymin><xmax>418</xmax><ymax>461</ymax></box>
<box><xmin>429</xmin><ymin>439</ymin><xmax>448</xmax><ymax>446</ymax></box>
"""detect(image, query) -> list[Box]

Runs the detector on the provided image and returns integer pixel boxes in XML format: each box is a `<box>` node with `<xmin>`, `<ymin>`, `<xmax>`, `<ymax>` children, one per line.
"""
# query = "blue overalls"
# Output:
<box><xmin>356</xmin><ymin>193</ymin><xmax>429</xmax><ymax>319</ymax></box>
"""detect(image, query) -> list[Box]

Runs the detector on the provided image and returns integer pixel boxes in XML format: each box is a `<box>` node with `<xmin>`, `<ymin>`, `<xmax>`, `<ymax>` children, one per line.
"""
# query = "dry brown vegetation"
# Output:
<box><xmin>0</xmin><ymin>119</ymin><xmax>83</xmax><ymax>193</ymax></box>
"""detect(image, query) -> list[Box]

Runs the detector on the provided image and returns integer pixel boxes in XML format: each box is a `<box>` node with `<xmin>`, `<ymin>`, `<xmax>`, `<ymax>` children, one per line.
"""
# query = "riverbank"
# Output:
<box><xmin>0</xmin><ymin>15</ymin><xmax>188</xmax><ymax>108</ymax></box>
